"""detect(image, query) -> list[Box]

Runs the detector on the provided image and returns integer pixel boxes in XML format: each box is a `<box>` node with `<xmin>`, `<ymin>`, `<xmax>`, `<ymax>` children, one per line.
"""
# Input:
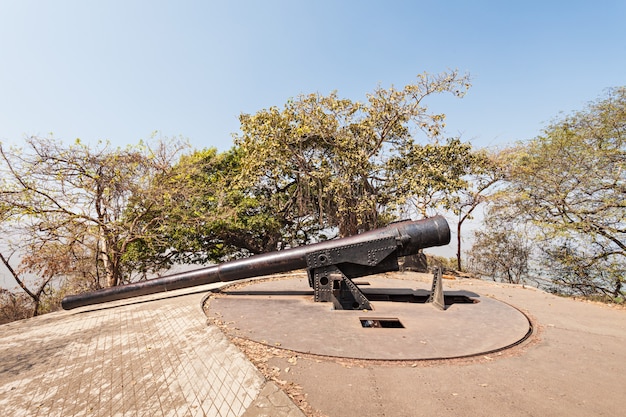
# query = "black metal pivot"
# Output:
<box><xmin>309</xmin><ymin>265</ymin><xmax>372</xmax><ymax>310</ymax></box>
<box><xmin>306</xmin><ymin>236</ymin><xmax>401</xmax><ymax>310</ymax></box>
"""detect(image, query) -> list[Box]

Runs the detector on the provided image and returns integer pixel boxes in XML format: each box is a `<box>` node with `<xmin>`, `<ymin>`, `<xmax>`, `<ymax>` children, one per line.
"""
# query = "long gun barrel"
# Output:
<box><xmin>62</xmin><ymin>216</ymin><xmax>450</xmax><ymax>310</ymax></box>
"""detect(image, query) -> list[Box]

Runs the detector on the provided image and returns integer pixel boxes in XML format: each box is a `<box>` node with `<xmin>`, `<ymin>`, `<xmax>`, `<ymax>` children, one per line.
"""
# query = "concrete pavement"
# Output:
<box><xmin>1</xmin><ymin>272</ymin><xmax>625</xmax><ymax>416</ymax></box>
<box><xmin>258</xmin><ymin>274</ymin><xmax>626</xmax><ymax>416</ymax></box>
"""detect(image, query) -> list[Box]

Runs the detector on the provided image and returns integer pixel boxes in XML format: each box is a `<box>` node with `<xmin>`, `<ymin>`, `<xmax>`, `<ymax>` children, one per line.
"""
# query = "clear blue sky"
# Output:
<box><xmin>1</xmin><ymin>0</ymin><xmax>625</xmax><ymax>152</ymax></box>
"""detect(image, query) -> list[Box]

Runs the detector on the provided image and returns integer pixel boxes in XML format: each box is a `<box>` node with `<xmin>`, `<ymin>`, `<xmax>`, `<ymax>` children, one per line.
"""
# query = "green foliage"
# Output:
<box><xmin>388</xmin><ymin>137</ymin><xmax>488</xmax><ymax>217</ymax></box>
<box><xmin>543</xmin><ymin>240</ymin><xmax>624</xmax><ymax>298</ymax></box>
<box><xmin>0</xmin><ymin>136</ymin><xmax>190</xmax><ymax>302</ymax></box>
<box><xmin>0</xmin><ymin>289</ymin><xmax>32</xmax><ymax>324</ymax></box>
<box><xmin>236</xmin><ymin>71</ymin><xmax>479</xmax><ymax>236</ymax></box>
<box><xmin>126</xmin><ymin>146</ymin><xmax>310</xmax><ymax>267</ymax></box>
<box><xmin>427</xmin><ymin>255</ymin><xmax>458</xmax><ymax>271</ymax></box>
<box><xmin>447</xmin><ymin>149</ymin><xmax>505</xmax><ymax>271</ymax></box>
<box><xmin>472</xmin><ymin>87</ymin><xmax>625</xmax><ymax>297</ymax></box>
<box><xmin>466</xmin><ymin>204</ymin><xmax>532</xmax><ymax>284</ymax></box>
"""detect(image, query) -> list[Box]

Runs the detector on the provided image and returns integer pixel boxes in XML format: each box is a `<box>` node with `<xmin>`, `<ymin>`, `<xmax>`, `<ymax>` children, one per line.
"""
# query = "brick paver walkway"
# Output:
<box><xmin>0</xmin><ymin>285</ymin><xmax>303</xmax><ymax>417</ymax></box>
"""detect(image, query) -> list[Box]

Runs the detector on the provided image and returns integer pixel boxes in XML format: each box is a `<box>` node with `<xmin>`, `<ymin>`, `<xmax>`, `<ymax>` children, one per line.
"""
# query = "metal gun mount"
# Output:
<box><xmin>62</xmin><ymin>216</ymin><xmax>451</xmax><ymax>311</ymax></box>
<box><xmin>306</xmin><ymin>230</ymin><xmax>441</xmax><ymax>310</ymax></box>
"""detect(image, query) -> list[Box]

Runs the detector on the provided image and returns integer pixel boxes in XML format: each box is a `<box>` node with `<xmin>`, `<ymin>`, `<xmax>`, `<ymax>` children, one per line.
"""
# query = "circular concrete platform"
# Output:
<box><xmin>205</xmin><ymin>275</ymin><xmax>532</xmax><ymax>360</ymax></box>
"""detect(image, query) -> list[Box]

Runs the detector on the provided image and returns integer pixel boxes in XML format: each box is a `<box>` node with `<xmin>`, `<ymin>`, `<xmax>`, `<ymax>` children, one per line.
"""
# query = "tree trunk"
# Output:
<box><xmin>99</xmin><ymin>234</ymin><xmax>119</xmax><ymax>287</ymax></box>
<box><xmin>457</xmin><ymin>221</ymin><xmax>462</xmax><ymax>271</ymax></box>
<box><xmin>0</xmin><ymin>252</ymin><xmax>40</xmax><ymax>317</ymax></box>
<box><xmin>614</xmin><ymin>279</ymin><xmax>623</xmax><ymax>299</ymax></box>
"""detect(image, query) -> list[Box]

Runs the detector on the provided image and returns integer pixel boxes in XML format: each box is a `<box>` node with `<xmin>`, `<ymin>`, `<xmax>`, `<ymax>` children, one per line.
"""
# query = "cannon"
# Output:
<box><xmin>62</xmin><ymin>216</ymin><xmax>451</xmax><ymax>310</ymax></box>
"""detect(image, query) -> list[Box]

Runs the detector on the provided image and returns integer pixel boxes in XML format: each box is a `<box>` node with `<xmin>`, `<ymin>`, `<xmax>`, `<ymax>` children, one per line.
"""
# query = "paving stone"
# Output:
<box><xmin>0</xmin><ymin>285</ymin><xmax>302</xmax><ymax>417</ymax></box>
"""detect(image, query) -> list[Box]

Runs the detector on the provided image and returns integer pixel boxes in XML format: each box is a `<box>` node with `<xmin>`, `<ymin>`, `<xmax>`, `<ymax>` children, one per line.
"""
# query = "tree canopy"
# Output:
<box><xmin>126</xmin><ymin>146</ymin><xmax>295</xmax><ymax>266</ymax></box>
<box><xmin>0</xmin><ymin>136</ymin><xmax>189</xmax><ymax>314</ymax></box>
<box><xmin>469</xmin><ymin>87</ymin><xmax>625</xmax><ymax>298</ymax></box>
<box><xmin>236</xmin><ymin>71</ymin><xmax>478</xmax><ymax>237</ymax></box>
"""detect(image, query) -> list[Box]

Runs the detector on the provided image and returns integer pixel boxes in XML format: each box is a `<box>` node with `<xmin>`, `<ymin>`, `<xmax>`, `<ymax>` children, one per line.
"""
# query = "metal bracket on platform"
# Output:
<box><xmin>304</xmin><ymin>237</ymin><xmax>452</xmax><ymax>311</ymax></box>
<box><xmin>428</xmin><ymin>267</ymin><xmax>446</xmax><ymax>310</ymax></box>
<box><xmin>309</xmin><ymin>264</ymin><xmax>372</xmax><ymax>310</ymax></box>
<box><xmin>306</xmin><ymin>236</ymin><xmax>401</xmax><ymax>310</ymax></box>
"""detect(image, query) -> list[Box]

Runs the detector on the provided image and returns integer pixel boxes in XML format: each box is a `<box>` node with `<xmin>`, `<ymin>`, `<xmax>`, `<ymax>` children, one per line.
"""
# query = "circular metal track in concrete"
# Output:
<box><xmin>205</xmin><ymin>275</ymin><xmax>532</xmax><ymax>361</ymax></box>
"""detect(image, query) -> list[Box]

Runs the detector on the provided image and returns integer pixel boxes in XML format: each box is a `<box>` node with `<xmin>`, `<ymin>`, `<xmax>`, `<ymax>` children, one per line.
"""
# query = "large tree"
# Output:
<box><xmin>236</xmin><ymin>71</ymin><xmax>481</xmax><ymax>237</ymax></box>
<box><xmin>0</xmin><ymin>136</ymin><xmax>189</xmax><ymax>304</ymax></box>
<box><xmin>473</xmin><ymin>87</ymin><xmax>625</xmax><ymax>298</ymax></box>
<box><xmin>125</xmin><ymin>146</ymin><xmax>303</xmax><ymax>267</ymax></box>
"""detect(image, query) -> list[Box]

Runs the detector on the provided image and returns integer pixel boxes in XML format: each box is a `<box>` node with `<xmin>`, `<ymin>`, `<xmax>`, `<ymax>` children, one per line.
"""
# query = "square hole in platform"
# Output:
<box><xmin>359</xmin><ymin>317</ymin><xmax>404</xmax><ymax>328</ymax></box>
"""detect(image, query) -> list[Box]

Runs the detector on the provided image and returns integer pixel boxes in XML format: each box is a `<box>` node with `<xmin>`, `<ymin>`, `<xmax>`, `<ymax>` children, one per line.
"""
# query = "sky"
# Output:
<box><xmin>1</xmin><ymin>1</ymin><xmax>625</xmax><ymax>288</ymax></box>
<box><xmin>1</xmin><ymin>0</ymin><xmax>625</xmax><ymax>152</ymax></box>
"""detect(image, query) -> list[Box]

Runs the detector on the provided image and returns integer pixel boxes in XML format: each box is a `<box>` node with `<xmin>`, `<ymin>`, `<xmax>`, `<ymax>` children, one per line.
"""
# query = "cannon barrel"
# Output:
<box><xmin>61</xmin><ymin>216</ymin><xmax>450</xmax><ymax>310</ymax></box>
